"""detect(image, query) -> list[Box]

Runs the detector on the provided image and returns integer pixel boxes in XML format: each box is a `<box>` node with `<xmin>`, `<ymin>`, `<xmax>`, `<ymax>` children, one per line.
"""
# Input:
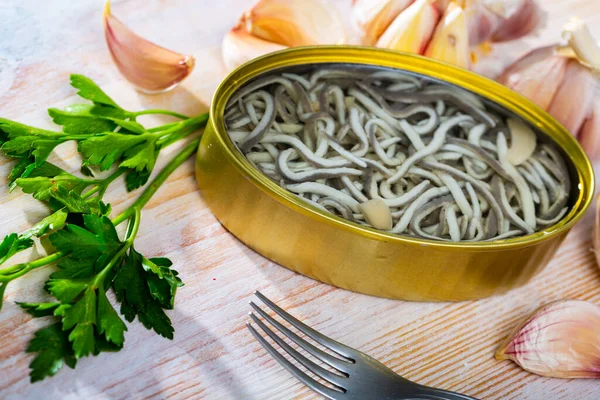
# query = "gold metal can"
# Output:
<box><xmin>195</xmin><ymin>46</ymin><xmax>595</xmax><ymax>301</ymax></box>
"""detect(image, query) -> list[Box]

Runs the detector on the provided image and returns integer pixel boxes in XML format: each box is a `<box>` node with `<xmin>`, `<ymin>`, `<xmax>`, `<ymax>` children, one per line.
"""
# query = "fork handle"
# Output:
<box><xmin>412</xmin><ymin>385</ymin><xmax>479</xmax><ymax>400</ymax></box>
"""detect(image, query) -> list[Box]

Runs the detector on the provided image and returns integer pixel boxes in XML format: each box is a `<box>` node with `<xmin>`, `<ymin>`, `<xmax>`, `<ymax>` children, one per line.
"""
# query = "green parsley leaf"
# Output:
<box><xmin>17</xmin><ymin>302</ymin><xmax>61</xmax><ymax>318</ymax></box>
<box><xmin>45</xmin><ymin>279</ymin><xmax>88</xmax><ymax>303</ymax></box>
<box><xmin>142</xmin><ymin>257</ymin><xmax>182</xmax><ymax>309</ymax></box>
<box><xmin>0</xmin><ymin>233</ymin><xmax>34</xmax><ymax>265</ymax></box>
<box><xmin>113</xmin><ymin>248</ymin><xmax>175</xmax><ymax>339</ymax></box>
<box><xmin>26</xmin><ymin>323</ymin><xmax>77</xmax><ymax>383</ymax></box>
<box><xmin>15</xmin><ymin>175</ymin><xmax>88</xmax><ymax>202</ymax></box>
<box><xmin>97</xmin><ymin>290</ymin><xmax>127</xmax><ymax>347</ymax></box>
<box><xmin>48</xmin><ymin>105</ymin><xmax>119</xmax><ymax>134</ymax></box>
<box><xmin>0</xmin><ymin>119</ymin><xmax>64</xmax><ymax>164</ymax></box>
<box><xmin>62</xmin><ymin>287</ymin><xmax>97</xmax><ymax>358</ymax></box>
<box><xmin>120</xmin><ymin>138</ymin><xmax>157</xmax><ymax>172</ymax></box>
<box><xmin>22</xmin><ymin>208</ymin><xmax>69</xmax><ymax>239</ymax></box>
<box><xmin>49</xmin><ymin>214</ymin><xmax>121</xmax><ymax>261</ymax></box>
<box><xmin>49</xmin><ymin>186</ymin><xmax>90</xmax><ymax>213</ymax></box>
<box><xmin>69</xmin><ymin>75</ymin><xmax>120</xmax><ymax>109</ymax></box>
<box><xmin>125</xmin><ymin>169</ymin><xmax>151</xmax><ymax>192</ymax></box>
<box><xmin>112</xmin><ymin>119</ymin><xmax>146</xmax><ymax>134</ymax></box>
<box><xmin>78</xmin><ymin>133</ymin><xmax>149</xmax><ymax>171</ymax></box>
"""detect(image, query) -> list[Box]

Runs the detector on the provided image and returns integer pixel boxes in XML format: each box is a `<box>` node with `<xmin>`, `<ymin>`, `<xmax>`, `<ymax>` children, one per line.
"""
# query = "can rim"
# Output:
<box><xmin>207</xmin><ymin>45</ymin><xmax>595</xmax><ymax>251</ymax></box>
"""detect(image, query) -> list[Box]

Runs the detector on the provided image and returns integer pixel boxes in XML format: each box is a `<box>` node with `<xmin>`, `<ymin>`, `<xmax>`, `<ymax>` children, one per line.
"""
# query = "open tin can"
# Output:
<box><xmin>196</xmin><ymin>46</ymin><xmax>594</xmax><ymax>301</ymax></box>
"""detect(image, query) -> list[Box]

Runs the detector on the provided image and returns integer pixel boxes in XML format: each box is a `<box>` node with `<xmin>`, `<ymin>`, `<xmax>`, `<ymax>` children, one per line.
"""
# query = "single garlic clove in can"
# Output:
<box><xmin>103</xmin><ymin>1</ymin><xmax>195</xmax><ymax>94</ymax></box>
<box><xmin>376</xmin><ymin>0</ymin><xmax>441</xmax><ymax>55</ymax></box>
<box><xmin>496</xmin><ymin>300</ymin><xmax>600</xmax><ymax>379</ymax></box>
<box><xmin>359</xmin><ymin>199</ymin><xmax>393</xmax><ymax>230</ymax></box>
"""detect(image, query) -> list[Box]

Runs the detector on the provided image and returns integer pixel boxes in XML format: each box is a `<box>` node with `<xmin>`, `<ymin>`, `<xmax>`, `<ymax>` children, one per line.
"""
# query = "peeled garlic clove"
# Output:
<box><xmin>486</xmin><ymin>0</ymin><xmax>545</xmax><ymax>42</ymax></box>
<box><xmin>352</xmin><ymin>0</ymin><xmax>415</xmax><ymax>45</ymax></box>
<box><xmin>547</xmin><ymin>60</ymin><xmax>597</xmax><ymax>137</ymax></box>
<box><xmin>376</xmin><ymin>0</ymin><xmax>441</xmax><ymax>54</ymax></box>
<box><xmin>103</xmin><ymin>1</ymin><xmax>194</xmax><ymax>93</ymax></box>
<box><xmin>424</xmin><ymin>2</ymin><xmax>469</xmax><ymax>69</ymax></box>
<box><xmin>497</xmin><ymin>45</ymin><xmax>568</xmax><ymax>110</ymax></box>
<box><xmin>506</xmin><ymin>118</ymin><xmax>536</xmax><ymax>165</ymax></box>
<box><xmin>359</xmin><ymin>199</ymin><xmax>393</xmax><ymax>230</ymax></box>
<box><xmin>222</xmin><ymin>24</ymin><xmax>287</xmax><ymax>71</ymax></box>
<box><xmin>579</xmin><ymin>98</ymin><xmax>600</xmax><ymax>159</ymax></box>
<box><xmin>496</xmin><ymin>300</ymin><xmax>600</xmax><ymax>379</ymax></box>
<box><xmin>242</xmin><ymin>0</ymin><xmax>345</xmax><ymax>47</ymax></box>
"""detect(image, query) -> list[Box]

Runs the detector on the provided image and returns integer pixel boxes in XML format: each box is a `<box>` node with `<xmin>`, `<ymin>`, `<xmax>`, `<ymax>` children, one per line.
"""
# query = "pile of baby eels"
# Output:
<box><xmin>224</xmin><ymin>66</ymin><xmax>571</xmax><ymax>242</ymax></box>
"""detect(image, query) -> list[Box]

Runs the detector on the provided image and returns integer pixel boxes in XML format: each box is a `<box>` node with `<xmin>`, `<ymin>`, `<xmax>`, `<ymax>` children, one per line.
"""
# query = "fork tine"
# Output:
<box><xmin>250</xmin><ymin>312</ymin><xmax>348</xmax><ymax>389</ymax></box>
<box><xmin>250</xmin><ymin>302</ymin><xmax>352</xmax><ymax>373</ymax></box>
<box><xmin>254</xmin><ymin>291</ymin><xmax>356</xmax><ymax>359</ymax></box>
<box><xmin>247</xmin><ymin>323</ymin><xmax>342</xmax><ymax>400</ymax></box>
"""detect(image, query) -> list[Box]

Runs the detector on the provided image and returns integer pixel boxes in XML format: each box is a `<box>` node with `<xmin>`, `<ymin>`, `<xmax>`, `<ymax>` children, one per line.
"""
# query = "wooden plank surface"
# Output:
<box><xmin>1</xmin><ymin>1</ymin><xmax>600</xmax><ymax>399</ymax></box>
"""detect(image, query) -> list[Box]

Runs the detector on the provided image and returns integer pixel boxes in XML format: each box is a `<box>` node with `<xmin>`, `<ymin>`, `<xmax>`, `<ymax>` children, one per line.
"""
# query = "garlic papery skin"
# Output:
<box><xmin>424</xmin><ymin>2</ymin><xmax>469</xmax><ymax>69</ymax></box>
<box><xmin>488</xmin><ymin>0</ymin><xmax>544</xmax><ymax>42</ymax></box>
<box><xmin>376</xmin><ymin>0</ymin><xmax>441</xmax><ymax>54</ymax></box>
<box><xmin>241</xmin><ymin>0</ymin><xmax>346</xmax><ymax>47</ymax></box>
<box><xmin>352</xmin><ymin>0</ymin><xmax>415</xmax><ymax>45</ymax></box>
<box><xmin>562</xmin><ymin>17</ymin><xmax>600</xmax><ymax>73</ymax></box>
<box><xmin>222</xmin><ymin>24</ymin><xmax>287</xmax><ymax>71</ymax></box>
<box><xmin>497</xmin><ymin>45</ymin><xmax>568</xmax><ymax>111</ymax></box>
<box><xmin>496</xmin><ymin>300</ymin><xmax>600</xmax><ymax>379</ymax></box>
<box><xmin>103</xmin><ymin>1</ymin><xmax>195</xmax><ymax>94</ymax></box>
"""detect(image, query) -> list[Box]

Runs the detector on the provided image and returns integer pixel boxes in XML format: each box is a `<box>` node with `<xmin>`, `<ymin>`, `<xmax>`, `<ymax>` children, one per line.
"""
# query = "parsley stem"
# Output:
<box><xmin>0</xmin><ymin>252</ymin><xmax>64</xmax><ymax>282</ymax></box>
<box><xmin>113</xmin><ymin>137</ymin><xmax>201</xmax><ymax>226</ymax></box>
<box><xmin>132</xmin><ymin>109</ymin><xmax>190</xmax><ymax>119</ymax></box>
<box><xmin>93</xmin><ymin>209</ymin><xmax>140</xmax><ymax>287</ymax></box>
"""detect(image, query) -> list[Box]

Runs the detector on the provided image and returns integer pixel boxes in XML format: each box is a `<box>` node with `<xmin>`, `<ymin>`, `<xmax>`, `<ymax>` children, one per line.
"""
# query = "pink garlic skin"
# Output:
<box><xmin>496</xmin><ymin>300</ymin><xmax>600</xmax><ymax>379</ymax></box>
<box><xmin>497</xmin><ymin>45</ymin><xmax>568</xmax><ymax>110</ymax></box>
<box><xmin>547</xmin><ymin>60</ymin><xmax>597</xmax><ymax>138</ymax></box>
<box><xmin>491</xmin><ymin>0</ymin><xmax>544</xmax><ymax>42</ymax></box>
<box><xmin>579</xmin><ymin>98</ymin><xmax>600</xmax><ymax>159</ymax></box>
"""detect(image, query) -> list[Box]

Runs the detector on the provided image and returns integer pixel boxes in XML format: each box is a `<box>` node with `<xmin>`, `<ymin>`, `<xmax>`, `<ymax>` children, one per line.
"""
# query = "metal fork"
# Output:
<box><xmin>246</xmin><ymin>291</ymin><xmax>478</xmax><ymax>400</ymax></box>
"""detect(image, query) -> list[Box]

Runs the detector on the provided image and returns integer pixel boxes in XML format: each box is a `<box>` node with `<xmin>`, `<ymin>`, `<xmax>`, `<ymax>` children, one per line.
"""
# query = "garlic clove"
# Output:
<box><xmin>376</xmin><ymin>0</ymin><xmax>441</xmax><ymax>54</ymax></box>
<box><xmin>103</xmin><ymin>1</ymin><xmax>195</xmax><ymax>94</ymax></box>
<box><xmin>352</xmin><ymin>0</ymin><xmax>415</xmax><ymax>45</ymax></box>
<box><xmin>547</xmin><ymin>60</ymin><xmax>597</xmax><ymax>137</ymax></box>
<box><xmin>578</xmin><ymin>98</ymin><xmax>600</xmax><ymax>159</ymax></box>
<box><xmin>423</xmin><ymin>2</ymin><xmax>470</xmax><ymax>69</ymax></box>
<box><xmin>359</xmin><ymin>199</ymin><xmax>393</xmax><ymax>230</ymax></box>
<box><xmin>506</xmin><ymin>118</ymin><xmax>536</xmax><ymax>166</ymax></box>
<box><xmin>562</xmin><ymin>17</ymin><xmax>600</xmax><ymax>72</ymax></box>
<box><xmin>241</xmin><ymin>0</ymin><xmax>346</xmax><ymax>47</ymax></box>
<box><xmin>222</xmin><ymin>23</ymin><xmax>287</xmax><ymax>71</ymax></box>
<box><xmin>497</xmin><ymin>45</ymin><xmax>568</xmax><ymax>111</ymax></box>
<box><xmin>496</xmin><ymin>300</ymin><xmax>600</xmax><ymax>379</ymax></box>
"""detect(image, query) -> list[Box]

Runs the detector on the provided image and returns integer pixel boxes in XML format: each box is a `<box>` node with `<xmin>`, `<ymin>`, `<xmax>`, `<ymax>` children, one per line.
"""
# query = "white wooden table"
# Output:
<box><xmin>1</xmin><ymin>1</ymin><xmax>600</xmax><ymax>398</ymax></box>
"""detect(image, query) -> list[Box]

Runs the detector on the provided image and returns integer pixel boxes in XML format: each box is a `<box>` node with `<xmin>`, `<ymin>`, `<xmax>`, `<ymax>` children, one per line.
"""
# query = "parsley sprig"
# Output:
<box><xmin>0</xmin><ymin>74</ymin><xmax>207</xmax><ymax>382</ymax></box>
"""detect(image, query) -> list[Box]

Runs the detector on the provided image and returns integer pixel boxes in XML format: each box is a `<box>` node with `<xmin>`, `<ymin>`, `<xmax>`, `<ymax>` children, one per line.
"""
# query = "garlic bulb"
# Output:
<box><xmin>497</xmin><ymin>19</ymin><xmax>600</xmax><ymax>158</ymax></box>
<box><xmin>496</xmin><ymin>300</ymin><xmax>600</xmax><ymax>379</ymax></box>
<box><xmin>103</xmin><ymin>1</ymin><xmax>195</xmax><ymax>93</ymax></box>
<box><xmin>222</xmin><ymin>23</ymin><xmax>287</xmax><ymax>71</ymax></box>
<box><xmin>352</xmin><ymin>0</ymin><xmax>415</xmax><ymax>45</ymax></box>
<box><xmin>241</xmin><ymin>0</ymin><xmax>346</xmax><ymax>47</ymax></box>
<box><xmin>376</xmin><ymin>0</ymin><xmax>441</xmax><ymax>54</ymax></box>
<box><xmin>424</xmin><ymin>2</ymin><xmax>470</xmax><ymax>68</ymax></box>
